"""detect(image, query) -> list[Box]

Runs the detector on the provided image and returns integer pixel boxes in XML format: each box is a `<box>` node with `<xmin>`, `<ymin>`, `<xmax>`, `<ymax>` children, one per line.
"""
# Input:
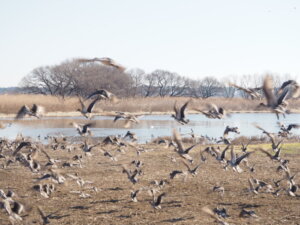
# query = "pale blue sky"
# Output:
<box><xmin>0</xmin><ymin>0</ymin><xmax>299</xmax><ymax>87</ymax></box>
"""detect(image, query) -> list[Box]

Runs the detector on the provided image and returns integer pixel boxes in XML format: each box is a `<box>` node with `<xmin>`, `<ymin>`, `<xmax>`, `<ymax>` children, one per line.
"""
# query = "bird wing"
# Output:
<box><xmin>254</xmin><ymin>124</ymin><xmax>276</xmax><ymax>143</ymax></box>
<box><xmin>291</xmin><ymin>84</ymin><xmax>300</xmax><ymax>98</ymax></box>
<box><xmin>252</xmin><ymin>87</ymin><xmax>262</xmax><ymax>91</ymax></box>
<box><xmin>155</xmin><ymin>193</ymin><xmax>166</xmax><ymax>206</ymax></box>
<box><xmin>258</xmin><ymin>148</ymin><xmax>273</xmax><ymax>160</ymax></box>
<box><xmin>31</xmin><ymin>104</ymin><xmax>39</xmax><ymax>113</ymax></box>
<box><xmin>173</xmin><ymin>101</ymin><xmax>179</xmax><ymax>117</ymax></box>
<box><xmin>71</xmin><ymin>122</ymin><xmax>80</xmax><ymax>130</ymax></box>
<box><xmin>32</xmin><ymin>104</ymin><xmax>45</xmax><ymax>117</ymax></box>
<box><xmin>220</xmin><ymin>145</ymin><xmax>230</xmax><ymax>160</ymax></box>
<box><xmin>124</xmin><ymin>120</ymin><xmax>132</xmax><ymax>128</ymax></box>
<box><xmin>113</xmin><ymin>114</ymin><xmax>124</xmax><ymax>122</ymax></box>
<box><xmin>274</xmin><ymin>147</ymin><xmax>282</xmax><ymax>158</ymax></box>
<box><xmin>235</xmin><ymin>152</ymin><xmax>252</xmax><ymax>165</ymax></box>
<box><xmin>248</xmin><ymin>178</ymin><xmax>255</xmax><ymax>190</ymax></box>
<box><xmin>180</xmin><ymin>100</ymin><xmax>189</xmax><ymax>118</ymax></box>
<box><xmin>77</xmin><ymin>58</ymin><xmax>99</xmax><ymax>63</ymax></box>
<box><xmin>12</xmin><ymin>141</ymin><xmax>31</xmax><ymax>156</ymax></box>
<box><xmin>254</xmin><ymin>123</ymin><xmax>266</xmax><ymax>132</ymax></box>
<box><xmin>230</xmin><ymin>146</ymin><xmax>236</xmax><ymax>164</ymax></box>
<box><xmin>288</xmin><ymin>124</ymin><xmax>300</xmax><ymax>131</ymax></box>
<box><xmin>98</xmin><ymin>57</ymin><xmax>126</xmax><ymax>71</ymax></box>
<box><xmin>181</xmin><ymin>159</ymin><xmax>191</xmax><ymax>171</ymax></box>
<box><xmin>78</xmin><ymin>97</ymin><xmax>86</xmax><ymax>111</ymax></box>
<box><xmin>2</xmin><ymin>199</ymin><xmax>13</xmax><ymax>215</ymax></box>
<box><xmin>229</xmin><ymin>83</ymin><xmax>251</xmax><ymax>93</ymax></box>
<box><xmin>37</xmin><ymin>206</ymin><xmax>48</xmax><ymax>222</ymax></box>
<box><xmin>121</xmin><ymin>165</ymin><xmax>131</xmax><ymax>177</ymax></box>
<box><xmin>82</xmin><ymin>122</ymin><xmax>95</xmax><ymax>133</ymax></box>
<box><xmin>78</xmin><ymin>57</ymin><xmax>125</xmax><ymax>71</ymax></box>
<box><xmin>15</xmin><ymin>105</ymin><xmax>31</xmax><ymax>119</ymax></box>
<box><xmin>87</xmin><ymin>97</ymin><xmax>99</xmax><ymax>113</ymax></box>
<box><xmin>184</xmin><ymin>143</ymin><xmax>199</xmax><ymax>154</ymax></box>
<box><xmin>40</xmin><ymin>149</ymin><xmax>52</xmax><ymax>161</ymax></box>
<box><xmin>277</xmin><ymin>88</ymin><xmax>289</xmax><ymax>105</ymax></box>
<box><xmin>263</xmin><ymin>75</ymin><xmax>277</xmax><ymax>107</ymax></box>
<box><xmin>209</xmin><ymin>103</ymin><xmax>219</xmax><ymax>113</ymax></box>
<box><xmin>170</xmin><ymin>170</ymin><xmax>183</xmax><ymax>179</ymax></box>
<box><xmin>218</xmin><ymin>107</ymin><xmax>225</xmax><ymax>115</ymax></box>
<box><xmin>210</xmin><ymin>147</ymin><xmax>220</xmax><ymax>158</ymax></box>
<box><xmin>194</xmin><ymin>108</ymin><xmax>211</xmax><ymax>117</ymax></box>
<box><xmin>86</xmin><ymin>90</ymin><xmax>107</xmax><ymax>100</ymax></box>
<box><xmin>223</xmin><ymin>127</ymin><xmax>229</xmax><ymax>138</ymax></box>
<box><xmin>278</xmin><ymin>80</ymin><xmax>295</xmax><ymax>92</ymax></box>
<box><xmin>246</xmin><ymin>139</ymin><xmax>252</xmax><ymax>147</ymax></box>
<box><xmin>173</xmin><ymin>129</ymin><xmax>185</xmax><ymax>152</ymax></box>
<box><xmin>201</xmin><ymin>206</ymin><xmax>222</xmax><ymax>222</ymax></box>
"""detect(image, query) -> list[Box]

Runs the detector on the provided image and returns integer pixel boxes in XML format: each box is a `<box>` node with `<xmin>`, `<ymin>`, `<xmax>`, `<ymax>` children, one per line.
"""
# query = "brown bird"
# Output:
<box><xmin>114</xmin><ymin>112</ymin><xmax>140</xmax><ymax>128</ymax></box>
<box><xmin>254</xmin><ymin>124</ymin><xmax>283</xmax><ymax>150</ymax></box>
<box><xmin>71</xmin><ymin>122</ymin><xmax>95</xmax><ymax>136</ymax></box>
<box><xmin>229</xmin><ymin>82</ymin><xmax>261</xmax><ymax>99</ymax></box>
<box><xmin>173</xmin><ymin>129</ymin><xmax>199</xmax><ymax>163</ymax></box>
<box><xmin>77</xmin><ymin>57</ymin><xmax>126</xmax><ymax>71</ymax></box>
<box><xmin>223</xmin><ymin>126</ymin><xmax>240</xmax><ymax>137</ymax></box>
<box><xmin>278</xmin><ymin>80</ymin><xmax>300</xmax><ymax>98</ymax></box>
<box><xmin>195</xmin><ymin>103</ymin><xmax>227</xmax><ymax>119</ymax></box>
<box><xmin>77</xmin><ymin>97</ymin><xmax>100</xmax><ymax>119</ymax></box>
<box><xmin>37</xmin><ymin>206</ymin><xmax>53</xmax><ymax>224</ymax></box>
<box><xmin>278</xmin><ymin>122</ymin><xmax>300</xmax><ymax>137</ymax></box>
<box><xmin>201</xmin><ymin>206</ymin><xmax>229</xmax><ymax>225</ymax></box>
<box><xmin>86</xmin><ymin>89</ymin><xmax>118</xmax><ymax>102</ymax></box>
<box><xmin>241</xmin><ymin>140</ymin><xmax>252</xmax><ymax>152</ymax></box>
<box><xmin>151</xmin><ymin>192</ymin><xmax>166</xmax><ymax>209</ymax></box>
<box><xmin>181</xmin><ymin>160</ymin><xmax>200</xmax><ymax>176</ymax></box>
<box><xmin>257</xmin><ymin>147</ymin><xmax>282</xmax><ymax>162</ymax></box>
<box><xmin>258</xmin><ymin>75</ymin><xmax>290</xmax><ymax>119</ymax></box>
<box><xmin>172</xmin><ymin>100</ymin><xmax>190</xmax><ymax>124</ymax></box>
<box><xmin>169</xmin><ymin>170</ymin><xmax>184</xmax><ymax>179</ymax></box>
<box><xmin>124</xmin><ymin>131</ymin><xmax>138</xmax><ymax>142</ymax></box>
<box><xmin>15</xmin><ymin>104</ymin><xmax>45</xmax><ymax>120</ymax></box>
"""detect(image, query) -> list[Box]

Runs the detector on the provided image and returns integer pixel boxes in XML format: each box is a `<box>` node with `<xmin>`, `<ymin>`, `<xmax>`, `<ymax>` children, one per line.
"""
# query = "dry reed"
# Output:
<box><xmin>0</xmin><ymin>94</ymin><xmax>300</xmax><ymax>115</ymax></box>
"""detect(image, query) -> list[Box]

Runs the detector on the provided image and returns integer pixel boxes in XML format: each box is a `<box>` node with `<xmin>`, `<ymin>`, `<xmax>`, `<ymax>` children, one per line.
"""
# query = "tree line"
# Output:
<box><xmin>20</xmin><ymin>58</ymin><xmax>296</xmax><ymax>99</ymax></box>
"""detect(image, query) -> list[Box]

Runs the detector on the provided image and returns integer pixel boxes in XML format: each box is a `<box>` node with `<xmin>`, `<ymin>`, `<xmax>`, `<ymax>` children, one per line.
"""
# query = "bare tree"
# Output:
<box><xmin>168</xmin><ymin>74</ymin><xmax>190</xmax><ymax>97</ymax></box>
<box><xmin>21</xmin><ymin>59</ymin><xmax>133</xmax><ymax>98</ymax></box>
<box><xmin>142</xmin><ymin>73</ymin><xmax>158</xmax><ymax>97</ymax></box>
<box><xmin>192</xmin><ymin>76</ymin><xmax>221</xmax><ymax>98</ymax></box>
<box><xmin>127</xmin><ymin>68</ymin><xmax>145</xmax><ymax>97</ymax></box>
<box><xmin>221</xmin><ymin>76</ymin><xmax>237</xmax><ymax>98</ymax></box>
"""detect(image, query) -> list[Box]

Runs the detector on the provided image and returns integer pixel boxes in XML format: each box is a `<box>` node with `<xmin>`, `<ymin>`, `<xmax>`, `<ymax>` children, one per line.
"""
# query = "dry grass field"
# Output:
<box><xmin>0</xmin><ymin>139</ymin><xmax>299</xmax><ymax>225</ymax></box>
<box><xmin>0</xmin><ymin>94</ymin><xmax>300</xmax><ymax>116</ymax></box>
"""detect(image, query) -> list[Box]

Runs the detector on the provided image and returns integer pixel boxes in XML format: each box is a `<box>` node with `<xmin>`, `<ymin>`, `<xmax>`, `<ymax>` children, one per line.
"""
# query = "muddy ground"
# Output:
<box><xmin>0</xmin><ymin>139</ymin><xmax>299</xmax><ymax>225</ymax></box>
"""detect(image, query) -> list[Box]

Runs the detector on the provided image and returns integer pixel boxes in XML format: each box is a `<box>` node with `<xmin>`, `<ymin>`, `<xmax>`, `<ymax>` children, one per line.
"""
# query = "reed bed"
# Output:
<box><xmin>0</xmin><ymin>94</ymin><xmax>300</xmax><ymax>115</ymax></box>
<box><xmin>0</xmin><ymin>94</ymin><xmax>79</xmax><ymax>114</ymax></box>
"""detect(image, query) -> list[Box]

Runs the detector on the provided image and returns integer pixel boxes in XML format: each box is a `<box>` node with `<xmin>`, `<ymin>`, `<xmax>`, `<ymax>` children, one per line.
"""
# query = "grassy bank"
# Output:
<box><xmin>0</xmin><ymin>94</ymin><xmax>300</xmax><ymax>117</ymax></box>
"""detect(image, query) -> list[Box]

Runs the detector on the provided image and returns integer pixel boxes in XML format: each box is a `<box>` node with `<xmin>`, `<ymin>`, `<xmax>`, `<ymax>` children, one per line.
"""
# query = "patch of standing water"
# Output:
<box><xmin>0</xmin><ymin>113</ymin><xmax>299</xmax><ymax>143</ymax></box>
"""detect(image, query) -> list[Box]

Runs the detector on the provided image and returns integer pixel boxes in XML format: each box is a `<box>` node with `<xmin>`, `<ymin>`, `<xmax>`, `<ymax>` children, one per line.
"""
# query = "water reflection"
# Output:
<box><xmin>0</xmin><ymin>113</ymin><xmax>299</xmax><ymax>143</ymax></box>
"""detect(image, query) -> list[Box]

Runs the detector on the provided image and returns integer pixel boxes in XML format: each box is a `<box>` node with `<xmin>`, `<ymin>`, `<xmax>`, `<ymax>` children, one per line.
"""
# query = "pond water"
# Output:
<box><xmin>0</xmin><ymin>113</ymin><xmax>299</xmax><ymax>143</ymax></box>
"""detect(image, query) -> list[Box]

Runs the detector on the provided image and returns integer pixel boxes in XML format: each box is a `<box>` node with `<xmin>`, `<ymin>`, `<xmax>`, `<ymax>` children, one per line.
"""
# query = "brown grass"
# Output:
<box><xmin>1</xmin><ymin>94</ymin><xmax>300</xmax><ymax>116</ymax></box>
<box><xmin>0</xmin><ymin>94</ymin><xmax>78</xmax><ymax>114</ymax></box>
<box><xmin>0</xmin><ymin>141</ymin><xmax>299</xmax><ymax>224</ymax></box>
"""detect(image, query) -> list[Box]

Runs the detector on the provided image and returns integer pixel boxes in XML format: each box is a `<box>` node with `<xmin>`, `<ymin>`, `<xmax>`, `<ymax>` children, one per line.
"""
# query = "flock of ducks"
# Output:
<box><xmin>0</xmin><ymin>70</ymin><xmax>300</xmax><ymax>224</ymax></box>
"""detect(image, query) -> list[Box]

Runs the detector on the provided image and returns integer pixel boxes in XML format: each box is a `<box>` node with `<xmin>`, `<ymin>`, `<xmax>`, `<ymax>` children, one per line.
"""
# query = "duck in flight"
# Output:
<box><xmin>15</xmin><ymin>104</ymin><xmax>45</xmax><ymax>120</ymax></box>
<box><xmin>171</xmin><ymin>100</ymin><xmax>190</xmax><ymax>124</ymax></box>
<box><xmin>77</xmin><ymin>57</ymin><xmax>126</xmax><ymax>71</ymax></box>
<box><xmin>77</xmin><ymin>97</ymin><xmax>100</xmax><ymax>119</ymax></box>
<box><xmin>258</xmin><ymin>75</ymin><xmax>290</xmax><ymax>119</ymax></box>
